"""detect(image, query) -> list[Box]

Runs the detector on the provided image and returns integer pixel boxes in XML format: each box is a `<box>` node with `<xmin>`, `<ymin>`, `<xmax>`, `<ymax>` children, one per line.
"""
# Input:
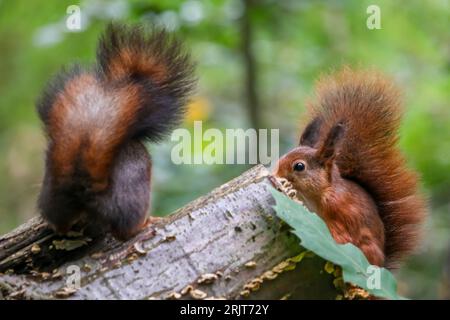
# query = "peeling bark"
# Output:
<box><xmin>0</xmin><ymin>165</ymin><xmax>340</xmax><ymax>300</ymax></box>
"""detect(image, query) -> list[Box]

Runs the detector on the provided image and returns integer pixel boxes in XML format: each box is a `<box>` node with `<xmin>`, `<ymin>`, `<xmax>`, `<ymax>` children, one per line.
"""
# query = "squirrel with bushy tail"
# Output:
<box><xmin>274</xmin><ymin>68</ymin><xmax>427</xmax><ymax>269</ymax></box>
<box><xmin>37</xmin><ymin>23</ymin><xmax>196</xmax><ymax>240</ymax></box>
<box><xmin>36</xmin><ymin>23</ymin><xmax>426</xmax><ymax>270</ymax></box>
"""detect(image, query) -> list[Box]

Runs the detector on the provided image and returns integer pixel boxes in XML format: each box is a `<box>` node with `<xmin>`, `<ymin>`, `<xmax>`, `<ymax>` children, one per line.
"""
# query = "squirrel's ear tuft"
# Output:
<box><xmin>299</xmin><ymin>117</ymin><xmax>323</xmax><ymax>147</ymax></box>
<box><xmin>317</xmin><ymin>122</ymin><xmax>345</xmax><ymax>165</ymax></box>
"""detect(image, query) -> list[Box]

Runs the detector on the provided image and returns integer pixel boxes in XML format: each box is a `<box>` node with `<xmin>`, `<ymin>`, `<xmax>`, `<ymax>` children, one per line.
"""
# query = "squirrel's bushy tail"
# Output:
<box><xmin>96</xmin><ymin>23</ymin><xmax>196</xmax><ymax>142</ymax></box>
<box><xmin>37</xmin><ymin>23</ymin><xmax>195</xmax><ymax>187</ymax></box>
<box><xmin>309</xmin><ymin>68</ymin><xmax>427</xmax><ymax>268</ymax></box>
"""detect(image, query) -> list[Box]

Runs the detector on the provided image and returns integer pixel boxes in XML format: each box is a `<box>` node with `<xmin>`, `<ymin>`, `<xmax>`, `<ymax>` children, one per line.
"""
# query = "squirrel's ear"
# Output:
<box><xmin>317</xmin><ymin>122</ymin><xmax>344</xmax><ymax>165</ymax></box>
<box><xmin>299</xmin><ymin>117</ymin><xmax>322</xmax><ymax>147</ymax></box>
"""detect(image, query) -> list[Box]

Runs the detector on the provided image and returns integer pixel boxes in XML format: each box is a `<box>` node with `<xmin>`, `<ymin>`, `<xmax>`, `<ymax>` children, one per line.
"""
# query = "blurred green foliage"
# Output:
<box><xmin>0</xmin><ymin>0</ymin><xmax>448</xmax><ymax>299</ymax></box>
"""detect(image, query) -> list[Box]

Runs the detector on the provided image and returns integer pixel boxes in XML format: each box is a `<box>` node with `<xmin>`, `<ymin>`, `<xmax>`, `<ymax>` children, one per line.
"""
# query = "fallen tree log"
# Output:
<box><xmin>0</xmin><ymin>165</ymin><xmax>341</xmax><ymax>300</ymax></box>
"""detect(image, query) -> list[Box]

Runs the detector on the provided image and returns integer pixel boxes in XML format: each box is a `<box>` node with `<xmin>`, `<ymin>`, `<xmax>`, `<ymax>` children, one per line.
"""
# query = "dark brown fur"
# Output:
<box><xmin>36</xmin><ymin>23</ymin><xmax>196</xmax><ymax>240</ymax></box>
<box><xmin>275</xmin><ymin>68</ymin><xmax>427</xmax><ymax>268</ymax></box>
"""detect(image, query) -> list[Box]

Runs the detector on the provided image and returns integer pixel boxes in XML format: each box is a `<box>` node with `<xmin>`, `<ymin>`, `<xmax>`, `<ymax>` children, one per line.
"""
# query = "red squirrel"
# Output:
<box><xmin>36</xmin><ymin>23</ymin><xmax>195</xmax><ymax>240</ymax></box>
<box><xmin>274</xmin><ymin>69</ymin><xmax>427</xmax><ymax>268</ymax></box>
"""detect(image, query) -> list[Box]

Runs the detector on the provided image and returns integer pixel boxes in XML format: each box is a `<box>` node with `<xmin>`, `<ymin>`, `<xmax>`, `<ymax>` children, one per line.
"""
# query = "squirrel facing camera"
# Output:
<box><xmin>274</xmin><ymin>68</ymin><xmax>427</xmax><ymax>269</ymax></box>
<box><xmin>36</xmin><ymin>23</ymin><xmax>196</xmax><ymax>240</ymax></box>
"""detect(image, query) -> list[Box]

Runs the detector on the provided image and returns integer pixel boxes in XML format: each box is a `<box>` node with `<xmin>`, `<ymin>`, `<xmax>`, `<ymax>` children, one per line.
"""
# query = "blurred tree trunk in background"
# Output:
<box><xmin>241</xmin><ymin>0</ymin><xmax>261</xmax><ymax>130</ymax></box>
<box><xmin>240</xmin><ymin>0</ymin><xmax>263</xmax><ymax>166</ymax></box>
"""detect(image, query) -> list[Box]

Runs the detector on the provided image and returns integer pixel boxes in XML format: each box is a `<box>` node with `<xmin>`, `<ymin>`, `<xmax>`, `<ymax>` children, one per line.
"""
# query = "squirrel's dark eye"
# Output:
<box><xmin>293</xmin><ymin>162</ymin><xmax>306</xmax><ymax>172</ymax></box>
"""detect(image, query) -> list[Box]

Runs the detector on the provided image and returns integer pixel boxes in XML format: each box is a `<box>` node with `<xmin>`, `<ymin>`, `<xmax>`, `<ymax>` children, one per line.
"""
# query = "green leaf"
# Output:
<box><xmin>270</xmin><ymin>188</ymin><xmax>404</xmax><ymax>300</ymax></box>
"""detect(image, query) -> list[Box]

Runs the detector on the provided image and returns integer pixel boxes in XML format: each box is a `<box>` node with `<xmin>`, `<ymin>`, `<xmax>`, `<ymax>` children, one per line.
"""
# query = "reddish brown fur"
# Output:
<box><xmin>275</xmin><ymin>68</ymin><xmax>427</xmax><ymax>268</ymax></box>
<box><xmin>48</xmin><ymin>73</ymin><xmax>141</xmax><ymax>190</ymax></box>
<box><xmin>106</xmin><ymin>48</ymin><xmax>168</xmax><ymax>84</ymax></box>
<box><xmin>37</xmin><ymin>24</ymin><xmax>195</xmax><ymax>240</ymax></box>
<box><xmin>275</xmin><ymin>148</ymin><xmax>386</xmax><ymax>266</ymax></box>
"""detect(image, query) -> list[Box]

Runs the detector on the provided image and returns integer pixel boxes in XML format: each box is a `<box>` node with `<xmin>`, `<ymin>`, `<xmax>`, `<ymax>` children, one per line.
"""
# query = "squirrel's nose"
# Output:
<box><xmin>272</xmin><ymin>158</ymin><xmax>283</xmax><ymax>177</ymax></box>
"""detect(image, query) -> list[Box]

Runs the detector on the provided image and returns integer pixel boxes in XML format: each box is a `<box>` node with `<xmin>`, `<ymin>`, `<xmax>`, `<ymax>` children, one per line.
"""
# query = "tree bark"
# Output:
<box><xmin>0</xmin><ymin>165</ymin><xmax>340</xmax><ymax>300</ymax></box>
